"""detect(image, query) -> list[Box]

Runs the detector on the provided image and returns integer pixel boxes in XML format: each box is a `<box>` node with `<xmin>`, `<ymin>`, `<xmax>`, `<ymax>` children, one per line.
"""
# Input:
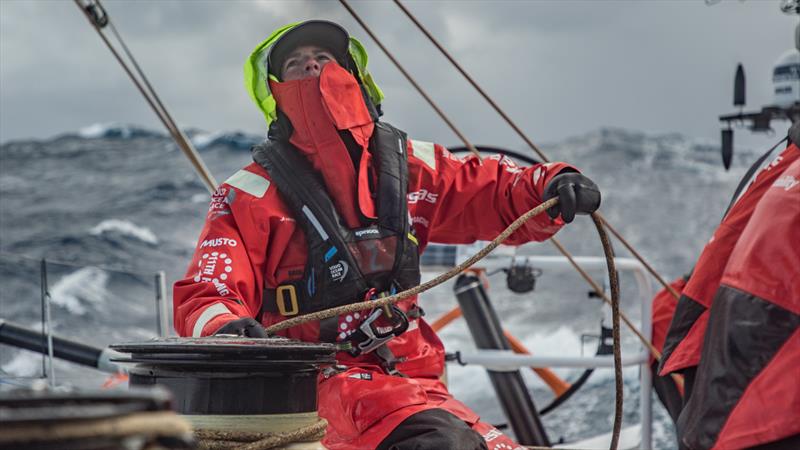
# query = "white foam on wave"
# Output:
<box><xmin>191</xmin><ymin>193</ymin><xmax>209</xmax><ymax>203</ymax></box>
<box><xmin>522</xmin><ymin>325</ymin><xmax>582</xmax><ymax>357</ymax></box>
<box><xmin>50</xmin><ymin>267</ymin><xmax>110</xmax><ymax>316</ymax></box>
<box><xmin>3</xmin><ymin>350</ymin><xmax>44</xmax><ymax>377</ymax></box>
<box><xmin>78</xmin><ymin>123</ymin><xmax>124</xmax><ymax>139</ymax></box>
<box><xmin>190</xmin><ymin>131</ymin><xmax>220</xmax><ymax>149</ymax></box>
<box><xmin>90</xmin><ymin>219</ymin><xmax>159</xmax><ymax>245</ymax></box>
<box><xmin>77</xmin><ymin>123</ymin><xmax>162</xmax><ymax>139</ymax></box>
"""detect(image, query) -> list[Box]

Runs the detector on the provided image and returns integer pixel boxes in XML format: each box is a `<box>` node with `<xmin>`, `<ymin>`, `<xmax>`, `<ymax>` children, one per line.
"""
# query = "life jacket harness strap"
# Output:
<box><xmin>252</xmin><ymin>121</ymin><xmax>422</xmax><ymax>346</ymax></box>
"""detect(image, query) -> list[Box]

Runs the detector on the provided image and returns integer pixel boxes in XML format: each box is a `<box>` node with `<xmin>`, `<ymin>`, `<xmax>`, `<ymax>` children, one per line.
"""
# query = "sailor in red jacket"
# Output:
<box><xmin>174</xmin><ymin>20</ymin><xmax>601</xmax><ymax>450</ymax></box>
<box><xmin>659</xmin><ymin>138</ymin><xmax>800</xmax><ymax>449</ymax></box>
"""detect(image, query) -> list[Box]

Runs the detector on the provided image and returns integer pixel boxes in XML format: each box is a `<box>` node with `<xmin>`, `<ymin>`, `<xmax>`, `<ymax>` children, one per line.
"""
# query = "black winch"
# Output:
<box><xmin>110</xmin><ymin>337</ymin><xmax>336</xmax><ymax>416</ymax></box>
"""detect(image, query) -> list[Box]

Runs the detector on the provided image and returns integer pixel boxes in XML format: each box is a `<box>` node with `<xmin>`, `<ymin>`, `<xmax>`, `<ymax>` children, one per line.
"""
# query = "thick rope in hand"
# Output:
<box><xmin>591</xmin><ymin>213</ymin><xmax>623</xmax><ymax>450</ymax></box>
<box><xmin>195</xmin><ymin>418</ymin><xmax>327</xmax><ymax>450</ymax></box>
<box><xmin>260</xmin><ymin>198</ymin><xmax>651</xmax><ymax>362</ymax></box>
<box><xmin>265</xmin><ymin>198</ymin><xmax>557</xmax><ymax>334</ymax></box>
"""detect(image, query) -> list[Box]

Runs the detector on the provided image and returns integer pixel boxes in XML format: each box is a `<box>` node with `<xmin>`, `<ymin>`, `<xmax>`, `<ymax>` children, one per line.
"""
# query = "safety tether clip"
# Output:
<box><xmin>347</xmin><ymin>290</ymin><xmax>409</xmax><ymax>357</ymax></box>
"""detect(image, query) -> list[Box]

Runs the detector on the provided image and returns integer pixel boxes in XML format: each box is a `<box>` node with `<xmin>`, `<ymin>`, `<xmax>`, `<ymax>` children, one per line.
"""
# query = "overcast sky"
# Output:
<box><xmin>1</xmin><ymin>0</ymin><xmax>796</xmax><ymax>152</ymax></box>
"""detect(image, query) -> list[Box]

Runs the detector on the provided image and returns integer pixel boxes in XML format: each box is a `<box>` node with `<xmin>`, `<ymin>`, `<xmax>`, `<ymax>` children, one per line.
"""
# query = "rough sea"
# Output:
<box><xmin>0</xmin><ymin>124</ymin><xmax>765</xmax><ymax>448</ymax></box>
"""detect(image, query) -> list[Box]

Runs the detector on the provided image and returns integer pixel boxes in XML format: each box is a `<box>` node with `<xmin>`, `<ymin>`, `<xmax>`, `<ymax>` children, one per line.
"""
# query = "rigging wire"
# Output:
<box><xmin>73</xmin><ymin>0</ymin><xmax>218</xmax><ymax>194</ymax></box>
<box><xmin>393</xmin><ymin>0</ymin><xmax>680</xmax><ymax>301</ymax></box>
<box><xmin>337</xmin><ymin>0</ymin><xmax>481</xmax><ymax>160</ymax></box>
<box><xmin>337</xmin><ymin>0</ymin><xmax>671</xmax><ymax>373</ymax></box>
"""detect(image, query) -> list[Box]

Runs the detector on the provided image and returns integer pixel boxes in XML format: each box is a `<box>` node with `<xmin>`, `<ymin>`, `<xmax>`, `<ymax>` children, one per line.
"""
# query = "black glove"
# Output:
<box><xmin>543</xmin><ymin>171</ymin><xmax>601</xmax><ymax>223</ymax></box>
<box><xmin>213</xmin><ymin>317</ymin><xmax>268</xmax><ymax>338</ymax></box>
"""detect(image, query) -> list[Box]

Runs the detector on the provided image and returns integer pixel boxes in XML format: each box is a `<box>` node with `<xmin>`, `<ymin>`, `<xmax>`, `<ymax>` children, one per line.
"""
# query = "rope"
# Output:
<box><xmin>73</xmin><ymin>0</ymin><xmax>218</xmax><ymax>193</ymax></box>
<box><xmin>391</xmin><ymin>0</ymin><xmax>679</xmax><ymax>300</ymax></box>
<box><xmin>266</xmin><ymin>198</ymin><xmax>555</xmax><ymax>334</ymax></box>
<box><xmin>591</xmin><ymin>214</ymin><xmax>622</xmax><ymax>450</ymax></box>
<box><xmin>0</xmin><ymin>411</ymin><xmax>191</xmax><ymax>444</ymax></box>
<box><xmin>195</xmin><ymin>419</ymin><xmax>327</xmax><ymax>450</ymax></box>
<box><xmin>337</xmin><ymin>0</ymin><xmax>480</xmax><ymax>161</ymax></box>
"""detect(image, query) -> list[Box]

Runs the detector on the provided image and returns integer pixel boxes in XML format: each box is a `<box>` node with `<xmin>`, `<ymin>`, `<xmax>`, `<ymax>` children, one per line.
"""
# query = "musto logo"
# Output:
<box><xmin>329</xmin><ymin>260</ymin><xmax>349</xmax><ymax>282</ymax></box>
<box><xmin>194</xmin><ymin>252</ymin><xmax>234</xmax><ymax>296</ymax></box>
<box><xmin>200</xmin><ymin>237</ymin><xmax>238</xmax><ymax>248</ymax></box>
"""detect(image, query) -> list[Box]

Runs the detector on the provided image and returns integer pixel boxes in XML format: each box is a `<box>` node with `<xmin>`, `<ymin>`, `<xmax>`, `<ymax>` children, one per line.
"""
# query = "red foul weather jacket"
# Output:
<box><xmin>660</xmin><ymin>144</ymin><xmax>800</xmax><ymax>449</ymax></box>
<box><xmin>174</xmin><ymin>63</ymin><xmax>573</xmax><ymax>449</ymax></box>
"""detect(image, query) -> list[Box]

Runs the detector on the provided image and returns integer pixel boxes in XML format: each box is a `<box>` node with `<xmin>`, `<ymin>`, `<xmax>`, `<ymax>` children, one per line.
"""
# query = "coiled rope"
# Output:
<box><xmin>195</xmin><ymin>419</ymin><xmax>327</xmax><ymax>450</ymax></box>
<box><xmin>0</xmin><ymin>411</ymin><xmax>192</xmax><ymax>447</ymax></box>
<box><xmin>265</xmin><ymin>198</ymin><xmax>625</xmax><ymax>450</ymax></box>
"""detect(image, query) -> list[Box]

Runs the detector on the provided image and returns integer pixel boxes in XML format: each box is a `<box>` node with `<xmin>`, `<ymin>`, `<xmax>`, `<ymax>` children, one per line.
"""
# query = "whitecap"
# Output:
<box><xmin>77</xmin><ymin>123</ymin><xmax>163</xmax><ymax>139</ymax></box>
<box><xmin>3</xmin><ymin>351</ymin><xmax>44</xmax><ymax>377</ymax></box>
<box><xmin>190</xmin><ymin>130</ymin><xmax>261</xmax><ymax>150</ymax></box>
<box><xmin>90</xmin><ymin>219</ymin><xmax>159</xmax><ymax>245</ymax></box>
<box><xmin>191</xmin><ymin>193</ymin><xmax>209</xmax><ymax>203</ymax></box>
<box><xmin>78</xmin><ymin>123</ymin><xmax>126</xmax><ymax>139</ymax></box>
<box><xmin>190</xmin><ymin>131</ymin><xmax>218</xmax><ymax>149</ymax></box>
<box><xmin>49</xmin><ymin>267</ymin><xmax>110</xmax><ymax>316</ymax></box>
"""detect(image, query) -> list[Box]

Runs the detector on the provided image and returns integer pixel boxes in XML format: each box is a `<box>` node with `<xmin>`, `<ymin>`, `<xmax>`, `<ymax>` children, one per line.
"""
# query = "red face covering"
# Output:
<box><xmin>269</xmin><ymin>62</ymin><xmax>376</xmax><ymax>226</ymax></box>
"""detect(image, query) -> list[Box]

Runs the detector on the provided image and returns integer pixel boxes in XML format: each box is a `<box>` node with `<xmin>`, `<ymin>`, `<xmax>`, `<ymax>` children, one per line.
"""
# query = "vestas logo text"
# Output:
<box><xmin>200</xmin><ymin>238</ymin><xmax>238</xmax><ymax>248</ymax></box>
<box><xmin>407</xmin><ymin>189</ymin><xmax>438</xmax><ymax>204</ymax></box>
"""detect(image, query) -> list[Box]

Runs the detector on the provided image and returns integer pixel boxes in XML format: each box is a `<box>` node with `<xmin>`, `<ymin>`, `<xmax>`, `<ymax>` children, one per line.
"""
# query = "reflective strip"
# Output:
<box><xmin>302</xmin><ymin>205</ymin><xmax>329</xmax><ymax>241</ymax></box>
<box><xmin>411</xmin><ymin>140</ymin><xmax>436</xmax><ymax>171</ymax></box>
<box><xmin>324</xmin><ymin>246</ymin><xmax>338</xmax><ymax>262</ymax></box>
<box><xmin>407</xmin><ymin>319</ymin><xmax>418</xmax><ymax>332</ymax></box>
<box><xmin>532</xmin><ymin>167</ymin><xmax>542</xmax><ymax>185</ymax></box>
<box><xmin>224</xmin><ymin>170</ymin><xmax>270</xmax><ymax>198</ymax></box>
<box><xmin>192</xmin><ymin>302</ymin><xmax>232</xmax><ymax>337</ymax></box>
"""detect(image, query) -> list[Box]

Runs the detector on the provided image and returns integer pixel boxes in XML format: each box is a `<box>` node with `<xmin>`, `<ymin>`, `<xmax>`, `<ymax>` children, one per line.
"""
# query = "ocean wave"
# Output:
<box><xmin>2</xmin><ymin>351</ymin><xmax>44</xmax><ymax>377</ymax></box>
<box><xmin>191</xmin><ymin>193</ymin><xmax>209</xmax><ymax>203</ymax></box>
<box><xmin>49</xmin><ymin>267</ymin><xmax>110</xmax><ymax>316</ymax></box>
<box><xmin>89</xmin><ymin>219</ymin><xmax>159</xmax><ymax>245</ymax></box>
<box><xmin>190</xmin><ymin>130</ymin><xmax>262</xmax><ymax>150</ymax></box>
<box><xmin>78</xmin><ymin>123</ymin><xmax>164</xmax><ymax>140</ymax></box>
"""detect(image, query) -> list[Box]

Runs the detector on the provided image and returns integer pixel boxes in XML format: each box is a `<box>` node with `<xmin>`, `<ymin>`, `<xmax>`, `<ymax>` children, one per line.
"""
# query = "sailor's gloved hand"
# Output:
<box><xmin>543</xmin><ymin>171</ymin><xmax>601</xmax><ymax>223</ymax></box>
<box><xmin>213</xmin><ymin>317</ymin><xmax>268</xmax><ymax>338</ymax></box>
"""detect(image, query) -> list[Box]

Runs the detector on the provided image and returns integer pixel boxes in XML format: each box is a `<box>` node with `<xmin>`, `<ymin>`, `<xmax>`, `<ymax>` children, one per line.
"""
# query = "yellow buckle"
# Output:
<box><xmin>276</xmin><ymin>285</ymin><xmax>299</xmax><ymax>316</ymax></box>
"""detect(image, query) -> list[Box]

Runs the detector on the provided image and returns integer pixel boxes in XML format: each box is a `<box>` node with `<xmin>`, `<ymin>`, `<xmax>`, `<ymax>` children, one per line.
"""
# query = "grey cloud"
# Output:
<box><xmin>0</xmin><ymin>0</ymin><xmax>794</xmax><ymax>156</ymax></box>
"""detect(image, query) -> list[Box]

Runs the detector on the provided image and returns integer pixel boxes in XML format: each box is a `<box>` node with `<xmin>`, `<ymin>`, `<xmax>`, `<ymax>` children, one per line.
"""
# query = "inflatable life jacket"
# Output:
<box><xmin>252</xmin><ymin>121</ymin><xmax>421</xmax><ymax>343</ymax></box>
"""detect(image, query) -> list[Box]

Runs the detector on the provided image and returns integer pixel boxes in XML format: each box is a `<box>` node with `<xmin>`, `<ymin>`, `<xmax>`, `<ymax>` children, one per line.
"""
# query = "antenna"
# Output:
<box><xmin>721</xmin><ymin>128</ymin><xmax>734</xmax><ymax>170</ymax></box>
<box><xmin>734</xmin><ymin>64</ymin><xmax>746</xmax><ymax>108</ymax></box>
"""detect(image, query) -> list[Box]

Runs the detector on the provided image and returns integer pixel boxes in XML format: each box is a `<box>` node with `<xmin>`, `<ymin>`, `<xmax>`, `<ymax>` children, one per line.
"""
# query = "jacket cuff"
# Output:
<box><xmin>190</xmin><ymin>302</ymin><xmax>240</xmax><ymax>337</ymax></box>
